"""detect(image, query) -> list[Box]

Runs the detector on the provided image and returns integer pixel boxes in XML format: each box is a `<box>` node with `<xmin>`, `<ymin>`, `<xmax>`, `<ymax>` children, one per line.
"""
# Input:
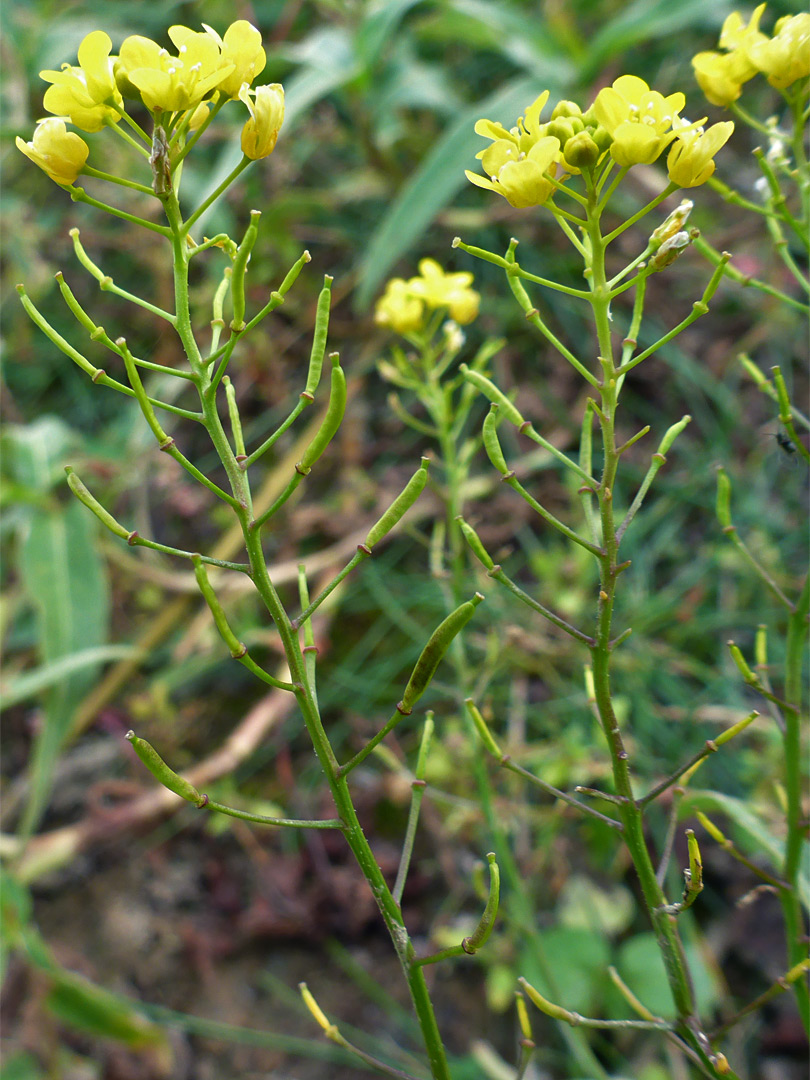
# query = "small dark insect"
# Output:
<box><xmin>776</xmin><ymin>431</ymin><xmax>797</xmax><ymax>456</ymax></box>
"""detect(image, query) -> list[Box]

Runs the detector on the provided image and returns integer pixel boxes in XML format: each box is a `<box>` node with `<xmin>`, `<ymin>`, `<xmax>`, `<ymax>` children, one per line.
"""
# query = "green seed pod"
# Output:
<box><xmin>364</xmin><ymin>457</ymin><xmax>429</xmax><ymax>549</ymax></box>
<box><xmin>126</xmin><ymin>731</ymin><xmax>205</xmax><ymax>806</ymax></box>
<box><xmin>465</xmin><ymin>698</ymin><xmax>502</xmax><ymax>756</ymax></box>
<box><xmin>192</xmin><ymin>555</ymin><xmax>243</xmax><ymax>657</ymax></box>
<box><xmin>401</xmin><ymin>593</ymin><xmax>484</xmax><ymax>711</ymax></box>
<box><xmin>230</xmin><ymin>210</ymin><xmax>261</xmax><ymax>331</ymax></box>
<box><xmin>299</xmin><ymin>355</ymin><xmax>346</xmax><ymax>471</ymax></box>
<box><xmin>551</xmin><ymin>100</ymin><xmax>582</xmax><ymax>120</ymax></box>
<box><xmin>564</xmin><ymin>131</ymin><xmax>600</xmax><ymax>170</ymax></box>
<box><xmin>482</xmin><ymin>405</ymin><xmax>510</xmax><ymax>476</ymax></box>
<box><xmin>658</xmin><ymin>414</ymin><xmax>691</xmax><ymax>455</ymax></box>
<box><xmin>457</xmin><ymin>517</ymin><xmax>495</xmax><ymax>571</ymax></box>
<box><xmin>304</xmin><ymin>276</ymin><xmax>333</xmax><ymax>397</ymax></box>
<box><xmin>460</xmin><ymin>365</ymin><xmax>523</xmax><ymax>426</ymax></box>
<box><xmin>65</xmin><ymin>467</ymin><xmax>131</xmax><ymax>540</ymax></box>
<box><xmin>462</xmin><ymin>852</ymin><xmax>500</xmax><ymax>954</ymax></box>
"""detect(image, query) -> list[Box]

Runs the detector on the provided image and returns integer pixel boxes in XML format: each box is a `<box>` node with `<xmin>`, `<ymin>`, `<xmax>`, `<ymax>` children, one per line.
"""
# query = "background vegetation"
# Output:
<box><xmin>1</xmin><ymin>1</ymin><xmax>807</xmax><ymax>1078</ymax></box>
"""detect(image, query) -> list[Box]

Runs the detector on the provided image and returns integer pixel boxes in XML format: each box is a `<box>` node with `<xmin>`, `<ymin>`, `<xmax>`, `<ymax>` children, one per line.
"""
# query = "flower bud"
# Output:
<box><xmin>650</xmin><ymin>199</ymin><xmax>694</xmax><ymax>249</ymax></box>
<box><xmin>16</xmin><ymin>118</ymin><xmax>89</xmax><ymax>186</ymax></box>
<box><xmin>551</xmin><ymin>100</ymin><xmax>582</xmax><ymax>119</ymax></box>
<box><xmin>563</xmin><ymin>130</ymin><xmax>600</xmax><ymax>169</ymax></box>
<box><xmin>240</xmin><ymin>83</ymin><xmax>285</xmax><ymax>159</ymax></box>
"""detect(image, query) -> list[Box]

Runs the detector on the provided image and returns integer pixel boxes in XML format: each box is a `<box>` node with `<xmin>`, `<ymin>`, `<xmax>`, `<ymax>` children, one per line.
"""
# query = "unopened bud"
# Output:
<box><xmin>564</xmin><ymin>131</ymin><xmax>600</xmax><ymax>169</ymax></box>
<box><xmin>650</xmin><ymin>199</ymin><xmax>694</xmax><ymax>250</ymax></box>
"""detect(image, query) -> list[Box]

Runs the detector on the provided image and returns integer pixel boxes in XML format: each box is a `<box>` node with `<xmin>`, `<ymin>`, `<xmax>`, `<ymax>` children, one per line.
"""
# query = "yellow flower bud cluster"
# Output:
<box><xmin>375</xmin><ymin>259</ymin><xmax>480</xmax><ymax>336</ymax></box>
<box><xmin>466</xmin><ymin>77</ymin><xmax>734</xmax><ymax>208</ymax></box>
<box><xmin>692</xmin><ymin>4</ymin><xmax>810</xmax><ymax>106</ymax></box>
<box><xmin>16</xmin><ymin>21</ymin><xmax>283</xmax><ymax>187</ymax></box>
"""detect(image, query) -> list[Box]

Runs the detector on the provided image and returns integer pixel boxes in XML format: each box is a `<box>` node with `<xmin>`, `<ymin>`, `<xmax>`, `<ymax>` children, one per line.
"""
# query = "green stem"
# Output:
<box><xmin>584</xmin><ymin>179</ymin><xmax>700</xmax><ymax>1033</ymax></box>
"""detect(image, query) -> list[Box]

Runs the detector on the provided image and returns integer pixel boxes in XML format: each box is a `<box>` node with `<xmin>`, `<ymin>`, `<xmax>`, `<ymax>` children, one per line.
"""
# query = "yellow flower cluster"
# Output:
<box><xmin>375</xmin><ymin>259</ymin><xmax>480</xmax><ymax>336</ymax></box>
<box><xmin>16</xmin><ymin>21</ymin><xmax>283</xmax><ymax>187</ymax></box>
<box><xmin>466</xmin><ymin>77</ymin><xmax>734</xmax><ymax>208</ymax></box>
<box><xmin>693</xmin><ymin>5</ymin><xmax>810</xmax><ymax>105</ymax></box>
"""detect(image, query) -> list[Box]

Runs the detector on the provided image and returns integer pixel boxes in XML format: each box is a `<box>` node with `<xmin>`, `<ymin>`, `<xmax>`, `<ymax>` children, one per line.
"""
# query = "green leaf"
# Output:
<box><xmin>17</xmin><ymin>496</ymin><xmax>110</xmax><ymax>835</ymax></box>
<box><xmin>584</xmin><ymin>0</ymin><xmax>717</xmax><ymax>80</ymax></box>
<box><xmin>615</xmin><ymin>932</ymin><xmax>721</xmax><ymax>1020</ymax></box>
<box><xmin>540</xmin><ymin>927</ymin><xmax>610</xmax><ymax>1014</ymax></box>
<box><xmin>355</xmin><ymin>75</ymin><xmax>547</xmax><ymax>310</ymax></box>
<box><xmin>354</xmin><ymin>0</ymin><xmax>431</xmax><ymax>67</ymax></box>
<box><xmin>1</xmin><ymin>645</ymin><xmax>138</xmax><ymax>708</ymax></box>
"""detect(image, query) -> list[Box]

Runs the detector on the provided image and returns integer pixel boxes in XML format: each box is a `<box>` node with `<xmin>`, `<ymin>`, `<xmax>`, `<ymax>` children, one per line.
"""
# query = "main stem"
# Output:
<box><xmin>584</xmin><ymin>184</ymin><xmax>700</xmax><ymax>1034</ymax></box>
<box><xmin>163</xmin><ymin>194</ymin><xmax>452</xmax><ymax>1079</ymax></box>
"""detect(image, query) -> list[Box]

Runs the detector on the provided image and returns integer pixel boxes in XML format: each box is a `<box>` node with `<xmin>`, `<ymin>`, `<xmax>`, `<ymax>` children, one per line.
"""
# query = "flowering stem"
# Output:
<box><xmin>582</xmin><ymin>174</ymin><xmax>703</xmax><ymax>1040</ymax></box>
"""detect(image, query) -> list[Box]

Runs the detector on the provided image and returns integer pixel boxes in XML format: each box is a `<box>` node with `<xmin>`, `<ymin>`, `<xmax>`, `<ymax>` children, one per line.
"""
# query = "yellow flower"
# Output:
<box><xmin>592</xmin><ymin>75</ymin><xmax>685</xmax><ymax>166</ymax></box>
<box><xmin>467</xmin><ymin>92</ymin><xmax>564</xmax><ymax>208</ymax></box>
<box><xmin>375</xmin><ymin>278</ymin><xmax>426</xmax><ymax>335</ymax></box>
<box><xmin>667</xmin><ymin>120</ymin><xmax>734</xmax><ymax>188</ymax></box>
<box><xmin>203</xmin><ymin>21</ymin><xmax>266</xmax><ymax>98</ymax></box>
<box><xmin>467</xmin><ymin>135</ymin><xmax>561</xmax><ymax>208</ymax></box>
<box><xmin>719</xmin><ymin>4</ymin><xmax>768</xmax><ymax>59</ymax></box>
<box><xmin>118</xmin><ymin>26</ymin><xmax>233</xmax><ymax>112</ymax></box>
<box><xmin>691</xmin><ymin>51</ymin><xmax>750</xmax><ymax>106</ymax></box>
<box><xmin>16</xmin><ymin>118</ymin><xmax>89</xmax><ymax>185</ymax></box>
<box><xmin>408</xmin><ymin>259</ymin><xmax>480</xmax><ymax>324</ymax></box>
<box><xmin>239</xmin><ymin>83</ymin><xmax>285</xmax><ymax>159</ymax></box>
<box><xmin>40</xmin><ymin>30</ymin><xmax>123</xmax><ymax>133</ymax></box>
<box><xmin>749</xmin><ymin>13</ymin><xmax>810</xmax><ymax>89</ymax></box>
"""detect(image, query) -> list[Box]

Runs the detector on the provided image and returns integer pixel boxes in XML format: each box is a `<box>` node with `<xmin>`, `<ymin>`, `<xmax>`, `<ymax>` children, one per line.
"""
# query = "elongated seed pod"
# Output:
<box><xmin>298</xmin><ymin>355</ymin><xmax>346</xmax><ymax>471</ymax></box>
<box><xmin>364</xmin><ymin>457</ymin><xmax>429</xmax><ymax>549</ymax></box>
<box><xmin>304</xmin><ymin>277</ymin><xmax>333</xmax><ymax>397</ymax></box>
<box><xmin>464</xmin><ymin>698</ymin><xmax>502</xmax><ymax>756</ymax></box>
<box><xmin>658</xmin><ymin>414</ymin><xmax>691</xmax><ymax>456</ymax></box>
<box><xmin>456</xmin><ymin>517</ymin><xmax>495</xmax><ymax>571</ymax></box>
<box><xmin>192</xmin><ymin>556</ymin><xmax>243</xmax><ymax>656</ymax></box>
<box><xmin>230</xmin><ymin>210</ymin><xmax>261</xmax><ymax>331</ymax></box>
<box><xmin>401</xmin><ymin>593</ymin><xmax>484</xmax><ymax>712</ymax></box>
<box><xmin>482</xmin><ymin>405</ymin><xmax>510</xmax><ymax>476</ymax></box>
<box><xmin>460</xmin><ymin>365</ymin><xmax>523</xmax><ymax>426</ymax></box>
<box><xmin>65</xmin><ymin>467</ymin><xmax>131</xmax><ymax>539</ymax></box>
<box><xmin>462</xmin><ymin>852</ymin><xmax>500</xmax><ymax>954</ymax></box>
<box><xmin>715</xmin><ymin>468</ymin><xmax>732</xmax><ymax>529</ymax></box>
<box><xmin>126</xmin><ymin>731</ymin><xmax>205</xmax><ymax>806</ymax></box>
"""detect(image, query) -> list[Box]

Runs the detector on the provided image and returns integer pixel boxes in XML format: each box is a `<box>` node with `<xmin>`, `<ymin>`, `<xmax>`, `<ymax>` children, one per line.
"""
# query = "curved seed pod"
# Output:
<box><xmin>462</xmin><ymin>852</ymin><xmax>500</xmax><ymax>954</ymax></box>
<box><xmin>658</xmin><ymin>414</ymin><xmax>691</xmax><ymax>456</ymax></box>
<box><xmin>456</xmin><ymin>517</ymin><xmax>495</xmax><ymax>571</ymax></box>
<box><xmin>304</xmin><ymin>276</ymin><xmax>333</xmax><ymax>397</ymax></box>
<box><xmin>192</xmin><ymin>556</ymin><xmax>243</xmax><ymax>656</ymax></box>
<box><xmin>65</xmin><ymin>466</ymin><xmax>130</xmax><ymax>540</ymax></box>
<box><xmin>460</xmin><ymin>365</ymin><xmax>523</xmax><ymax>426</ymax></box>
<box><xmin>229</xmin><ymin>220</ymin><xmax>259</xmax><ymax>330</ymax></box>
<box><xmin>715</xmin><ymin>467</ymin><xmax>732</xmax><ymax>529</ymax></box>
<box><xmin>364</xmin><ymin>457</ymin><xmax>429</xmax><ymax>549</ymax></box>
<box><xmin>126</xmin><ymin>731</ymin><xmax>205</xmax><ymax>806</ymax></box>
<box><xmin>298</xmin><ymin>354</ymin><xmax>346</xmax><ymax>471</ymax></box>
<box><xmin>482</xmin><ymin>404</ymin><xmax>510</xmax><ymax>477</ymax></box>
<box><xmin>465</xmin><ymin>698</ymin><xmax>502</xmax><ymax>757</ymax></box>
<box><xmin>230</xmin><ymin>210</ymin><xmax>261</xmax><ymax>331</ymax></box>
<box><xmin>401</xmin><ymin>593</ymin><xmax>484</xmax><ymax>712</ymax></box>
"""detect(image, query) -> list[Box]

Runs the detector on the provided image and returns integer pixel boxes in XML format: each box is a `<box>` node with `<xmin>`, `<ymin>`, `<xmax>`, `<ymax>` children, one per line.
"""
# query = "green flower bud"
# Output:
<box><xmin>563</xmin><ymin>131</ymin><xmax>600</xmax><ymax>169</ymax></box>
<box><xmin>551</xmin><ymin>100</ymin><xmax>582</xmax><ymax>119</ymax></box>
<box><xmin>547</xmin><ymin>118</ymin><xmax>576</xmax><ymax>144</ymax></box>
